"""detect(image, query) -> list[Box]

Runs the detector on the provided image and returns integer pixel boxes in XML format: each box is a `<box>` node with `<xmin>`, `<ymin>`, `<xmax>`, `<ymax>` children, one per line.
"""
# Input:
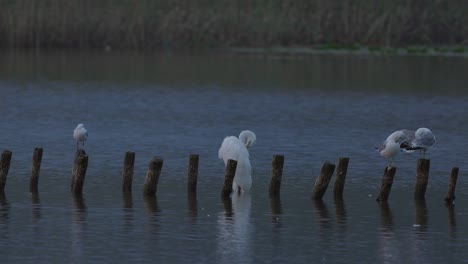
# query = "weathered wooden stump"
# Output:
<box><xmin>221</xmin><ymin>159</ymin><xmax>237</xmax><ymax>198</ymax></box>
<box><xmin>29</xmin><ymin>147</ymin><xmax>43</xmax><ymax>193</ymax></box>
<box><xmin>311</xmin><ymin>161</ymin><xmax>336</xmax><ymax>200</ymax></box>
<box><xmin>0</xmin><ymin>150</ymin><xmax>12</xmax><ymax>193</ymax></box>
<box><xmin>333</xmin><ymin>157</ymin><xmax>350</xmax><ymax>199</ymax></box>
<box><xmin>143</xmin><ymin>157</ymin><xmax>163</xmax><ymax>197</ymax></box>
<box><xmin>122</xmin><ymin>151</ymin><xmax>135</xmax><ymax>193</ymax></box>
<box><xmin>415</xmin><ymin>159</ymin><xmax>430</xmax><ymax>199</ymax></box>
<box><xmin>187</xmin><ymin>154</ymin><xmax>199</xmax><ymax>194</ymax></box>
<box><xmin>269</xmin><ymin>155</ymin><xmax>284</xmax><ymax>197</ymax></box>
<box><xmin>444</xmin><ymin>167</ymin><xmax>459</xmax><ymax>204</ymax></box>
<box><xmin>71</xmin><ymin>150</ymin><xmax>88</xmax><ymax>195</ymax></box>
<box><xmin>376</xmin><ymin>166</ymin><xmax>396</xmax><ymax>202</ymax></box>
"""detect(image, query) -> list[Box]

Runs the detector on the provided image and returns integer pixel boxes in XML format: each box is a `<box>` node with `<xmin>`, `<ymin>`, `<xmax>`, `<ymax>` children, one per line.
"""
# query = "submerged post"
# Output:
<box><xmin>143</xmin><ymin>157</ymin><xmax>163</xmax><ymax>197</ymax></box>
<box><xmin>187</xmin><ymin>154</ymin><xmax>199</xmax><ymax>194</ymax></box>
<box><xmin>333</xmin><ymin>157</ymin><xmax>350</xmax><ymax>199</ymax></box>
<box><xmin>312</xmin><ymin>161</ymin><xmax>336</xmax><ymax>200</ymax></box>
<box><xmin>29</xmin><ymin>147</ymin><xmax>43</xmax><ymax>193</ymax></box>
<box><xmin>376</xmin><ymin>166</ymin><xmax>396</xmax><ymax>202</ymax></box>
<box><xmin>221</xmin><ymin>159</ymin><xmax>237</xmax><ymax>198</ymax></box>
<box><xmin>269</xmin><ymin>155</ymin><xmax>284</xmax><ymax>197</ymax></box>
<box><xmin>122</xmin><ymin>151</ymin><xmax>135</xmax><ymax>193</ymax></box>
<box><xmin>444</xmin><ymin>167</ymin><xmax>459</xmax><ymax>204</ymax></box>
<box><xmin>71</xmin><ymin>150</ymin><xmax>88</xmax><ymax>195</ymax></box>
<box><xmin>415</xmin><ymin>159</ymin><xmax>430</xmax><ymax>199</ymax></box>
<box><xmin>0</xmin><ymin>150</ymin><xmax>12</xmax><ymax>193</ymax></box>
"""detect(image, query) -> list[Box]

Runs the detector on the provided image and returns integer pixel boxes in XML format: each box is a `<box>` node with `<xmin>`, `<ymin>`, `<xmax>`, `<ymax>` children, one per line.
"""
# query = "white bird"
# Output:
<box><xmin>401</xmin><ymin>128</ymin><xmax>436</xmax><ymax>158</ymax></box>
<box><xmin>377</xmin><ymin>130</ymin><xmax>412</xmax><ymax>166</ymax></box>
<box><xmin>218</xmin><ymin>130</ymin><xmax>256</xmax><ymax>193</ymax></box>
<box><xmin>73</xmin><ymin>123</ymin><xmax>88</xmax><ymax>151</ymax></box>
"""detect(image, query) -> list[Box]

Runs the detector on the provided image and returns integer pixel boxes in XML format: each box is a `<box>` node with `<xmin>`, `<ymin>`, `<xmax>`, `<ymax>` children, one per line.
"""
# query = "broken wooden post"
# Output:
<box><xmin>71</xmin><ymin>150</ymin><xmax>88</xmax><ymax>195</ymax></box>
<box><xmin>187</xmin><ymin>154</ymin><xmax>199</xmax><ymax>194</ymax></box>
<box><xmin>415</xmin><ymin>159</ymin><xmax>430</xmax><ymax>199</ymax></box>
<box><xmin>376</xmin><ymin>166</ymin><xmax>396</xmax><ymax>202</ymax></box>
<box><xmin>221</xmin><ymin>159</ymin><xmax>237</xmax><ymax>198</ymax></box>
<box><xmin>269</xmin><ymin>155</ymin><xmax>284</xmax><ymax>197</ymax></box>
<box><xmin>444</xmin><ymin>167</ymin><xmax>459</xmax><ymax>204</ymax></box>
<box><xmin>143</xmin><ymin>157</ymin><xmax>163</xmax><ymax>197</ymax></box>
<box><xmin>0</xmin><ymin>150</ymin><xmax>12</xmax><ymax>193</ymax></box>
<box><xmin>122</xmin><ymin>151</ymin><xmax>135</xmax><ymax>193</ymax></box>
<box><xmin>29</xmin><ymin>147</ymin><xmax>43</xmax><ymax>193</ymax></box>
<box><xmin>312</xmin><ymin>161</ymin><xmax>336</xmax><ymax>200</ymax></box>
<box><xmin>333</xmin><ymin>157</ymin><xmax>350</xmax><ymax>199</ymax></box>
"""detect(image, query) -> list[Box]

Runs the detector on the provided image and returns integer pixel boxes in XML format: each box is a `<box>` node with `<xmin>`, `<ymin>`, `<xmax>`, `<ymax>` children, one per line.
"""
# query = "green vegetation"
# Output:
<box><xmin>0</xmin><ymin>0</ymin><xmax>467</xmax><ymax>50</ymax></box>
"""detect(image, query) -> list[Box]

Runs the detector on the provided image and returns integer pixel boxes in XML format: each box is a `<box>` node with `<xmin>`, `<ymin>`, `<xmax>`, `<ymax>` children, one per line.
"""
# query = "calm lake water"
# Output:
<box><xmin>0</xmin><ymin>50</ymin><xmax>468</xmax><ymax>263</ymax></box>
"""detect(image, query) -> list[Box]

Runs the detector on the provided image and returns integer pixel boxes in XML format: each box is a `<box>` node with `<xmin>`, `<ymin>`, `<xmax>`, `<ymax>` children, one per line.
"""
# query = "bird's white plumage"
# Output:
<box><xmin>73</xmin><ymin>123</ymin><xmax>88</xmax><ymax>150</ymax></box>
<box><xmin>378</xmin><ymin>130</ymin><xmax>411</xmax><ymax>166</ymax></box>
<box><xmin>218</xmin><ymin>130</ymin><xmax>256</xmax><ymax>192</ymax></box>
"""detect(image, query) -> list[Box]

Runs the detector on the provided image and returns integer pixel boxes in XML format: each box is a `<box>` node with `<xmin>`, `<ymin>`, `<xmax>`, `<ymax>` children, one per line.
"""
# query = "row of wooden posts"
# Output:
<box><xmin>0</xmin><ymin>148</ymin><xmax>459</xmax><ymax>204</ymax></box>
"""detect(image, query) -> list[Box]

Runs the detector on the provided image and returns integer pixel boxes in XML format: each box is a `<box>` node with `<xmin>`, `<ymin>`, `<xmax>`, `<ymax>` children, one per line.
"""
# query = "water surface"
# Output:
<box><xmin>0</xmin><ymin>51</ymin><xmax>467</xmax><ymax>263</ymax></box>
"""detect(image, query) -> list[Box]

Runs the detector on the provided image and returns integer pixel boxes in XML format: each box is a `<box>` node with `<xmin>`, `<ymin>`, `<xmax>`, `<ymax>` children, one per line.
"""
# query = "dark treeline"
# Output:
<box><xmin>0</xmin><ymin>0</ymin><xmax>467</xmax><ymax>50</ymax></box>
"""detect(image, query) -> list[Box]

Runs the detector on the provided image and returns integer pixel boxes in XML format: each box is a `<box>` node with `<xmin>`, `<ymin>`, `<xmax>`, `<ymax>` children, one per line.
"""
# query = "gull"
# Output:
<box><xmin>377</xmin><ymin>129</ymin><xmax>413</xmax><ymax>166</ymax></box>
<box><xmin>73</xmin><ymin>123</ymin><xmax>88</xmax><ymax>151</ymax></box>
<box><xmin>401</xmin><ymin>128</ymin><xmax>436</xmax><ymax>158</ymax></box>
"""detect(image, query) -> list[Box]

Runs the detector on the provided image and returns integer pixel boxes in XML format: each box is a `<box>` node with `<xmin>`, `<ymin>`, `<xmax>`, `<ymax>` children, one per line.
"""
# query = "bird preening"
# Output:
<box><xmin>73</xmin><ymin>123</ymin><xmax>88</xmax><ymax>151</ymax></box>
<box><xmin>377</xmin><ymin>127</ymin><xmax>436</xmax><ymax>166</ymax></box>
<box><xmin>218</xmin><ymin>130</ymin><xmax>256</xmax><ymax>194</ymax></box>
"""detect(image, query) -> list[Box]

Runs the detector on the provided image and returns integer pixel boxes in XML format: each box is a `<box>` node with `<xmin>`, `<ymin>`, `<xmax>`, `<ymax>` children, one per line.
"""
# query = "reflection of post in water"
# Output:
<box><xmin>144</xmin><ymin>195</ymin><xmax>160</xmax><ymax>215</ymax></box>
<box><xmin>414</xmin><ymin>199</ymin><xmax>428</xmax><ymax>232</ymax></box>
<box><xmin>378</xmin><ymin>201</ymin><xmax>394</xmax><ymax>231</ymax></box>
<box><xmin>0</xmin><ymin>191</ymin><xmax>10</xmax><ymax>222</ymax></box>
<box><xmin>446</xmin><ymin>203</ymin><xmax>456</xmax><ymax>238</ymax></box>
<box><xmin>31</xmin><ymin>191</ymin><xmax>41</xmax><ymax>220</ymax></box>
<box><xmin>334</xmin><ymin>197</ymin><xmax>347</xmax><ymax>228</ymax></box>
<box><xmin>313</xmin><ymin>200</ymin><xmax>330</xmax><ymax>230</ymax></box>
<box><xmin>221</xmin><ymin>195</ymin><xmax>233</xmax><ymax>218</ymax></box>
<box><xmin>122</xmin><ymin>192</ymin><xmax>134</xmax><ymax>230</ymax></box>
<box><xmin>72</xmin><ymin>194</ymin><xmax>87</xmax><ymax>211</ymax></box>
<box><xmin>269</xmin><ymin>195</ymin><xmax>282</xmax><ymax>225</ymax></box>
<box><xmin>188</xmin><ymin>191</ymin><xmax>198</xmax><ymax>218</ymax></box>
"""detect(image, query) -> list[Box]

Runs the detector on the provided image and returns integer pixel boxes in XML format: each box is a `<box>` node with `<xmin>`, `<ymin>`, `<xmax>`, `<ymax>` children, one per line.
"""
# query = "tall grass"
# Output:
<box><xmin>0</xmin><ymin>0</ymin><xmax>466</xmax><ymax>49</ymax></box>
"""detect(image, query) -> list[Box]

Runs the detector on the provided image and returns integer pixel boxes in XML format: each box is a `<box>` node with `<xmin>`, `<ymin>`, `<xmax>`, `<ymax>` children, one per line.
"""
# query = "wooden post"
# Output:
<box><xmin>311</xmin><ymin>161</ymin><xmax>336</xmax><ymax>200</ymax></box>
<box><xmin>71</xmin><ymin>150</ymin><xmax>88</xmax><ymax>195</ymax></box>
<box><xmin>187</xmin><ymin>154</ymin><xmax>199</xmax><ymax>194</ymax></box>
<box><xmin>376</xmin><ymin>167</ymin><xmax>396</xmax><ymax>202</ymax></box>
<box><xmin>269</xmin><ymin>155</ymin><xmax>284</xmax><ymax>197</ymax></box>
<box><xmin>221</xmin><ymin>159</ymin><xmax>237</xmax><ymax>198</ymax></box>
<box><xmin>122</xmin><ymin>151</ymin><xmax>135</xmax><ymax>193</ymax></box>
<box><xmin>0</xmin><ymin>150</ymin><xmax>12</xmax><ymax>193</ymax></box>
<box><xmin>445</xmin><ymin>167</ymin><xmax>459</xmax><ymax>204</ymax></box>
<box><xmin>29</xmin><ymin>147</ymin><xmax>43</xmax><ymax>193</ymax></box>
<box><xmin>414</xmin><ymin>159</ymin><xmax>430</xmax><ymax>199</ymax></box>
<box><xmin>333</xmin><ymin>157</ymin><xmax>350</xmax><ymax>199</ymax></box>
<box><xmin>143</xmin><ymin>157</ymin><xmax>163</xmax><ymax>197</ymax></box>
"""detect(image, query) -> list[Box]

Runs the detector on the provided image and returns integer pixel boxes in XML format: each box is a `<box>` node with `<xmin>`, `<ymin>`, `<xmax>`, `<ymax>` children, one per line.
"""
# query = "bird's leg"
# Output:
<box><xmin>76</xmin><ymin>141</ymin><xmax>79</xmax><ymax>151</ymax></box>
<box><xmin>237</xmin><ymin>186</ymin><xmax>241</xmax><ymax>195</ymax></box>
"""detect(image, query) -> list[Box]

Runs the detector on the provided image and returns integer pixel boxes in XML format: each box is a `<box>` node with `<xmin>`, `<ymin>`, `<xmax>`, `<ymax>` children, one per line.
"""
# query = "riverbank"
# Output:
<box><xmin>1</xmin><ymin>0</ymin><xmax>467</xmax><ymax>50</ymax></box>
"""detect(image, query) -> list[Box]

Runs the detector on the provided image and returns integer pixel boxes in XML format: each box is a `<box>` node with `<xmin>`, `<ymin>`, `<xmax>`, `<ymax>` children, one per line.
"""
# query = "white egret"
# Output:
<box><xmin>218</xmin><ymin>130</ymin><xmax>256</xmax><ymax>193</ymax></box>
<box><xmin>377</xmin><ymin>129</ymin><xmax>412</xmax><ymax>166</ymax></box>
<box><xmin>73</xmin><ymin>123</ymin><xmax>88</xmax><ymax>151</ymax></box>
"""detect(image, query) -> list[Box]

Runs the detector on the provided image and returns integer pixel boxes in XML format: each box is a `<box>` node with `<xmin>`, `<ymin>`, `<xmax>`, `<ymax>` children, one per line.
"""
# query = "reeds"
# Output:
<box><xmin>0</xmin><ymin>0</ymin><xmax>466</xmax><ymax>50</ymax></box>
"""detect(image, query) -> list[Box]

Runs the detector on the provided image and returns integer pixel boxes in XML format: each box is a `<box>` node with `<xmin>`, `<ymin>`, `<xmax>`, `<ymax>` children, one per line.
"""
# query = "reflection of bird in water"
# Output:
<box><xmin>73</xmin><ymin>123</ymin><xmax>88</xmax><ymax>151</ymax></box>
<box><xmin>401</xmin><ymin>128</ymin><xmax>436</xmax><ymax>158</ymax></box>
<box><xmin>218</xmin><ymin>130</ymin><xmax>256</xmax><ymax>192</ymax></box>
<box><xmin>377</xmin><ymin>130</ymin><xmax>412</xmax><ymax>166</ymax></box>
<box><xmin>217</xmin><ymin>193</ymin><xmax>252</xmax><ymax>263</ymax></box>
